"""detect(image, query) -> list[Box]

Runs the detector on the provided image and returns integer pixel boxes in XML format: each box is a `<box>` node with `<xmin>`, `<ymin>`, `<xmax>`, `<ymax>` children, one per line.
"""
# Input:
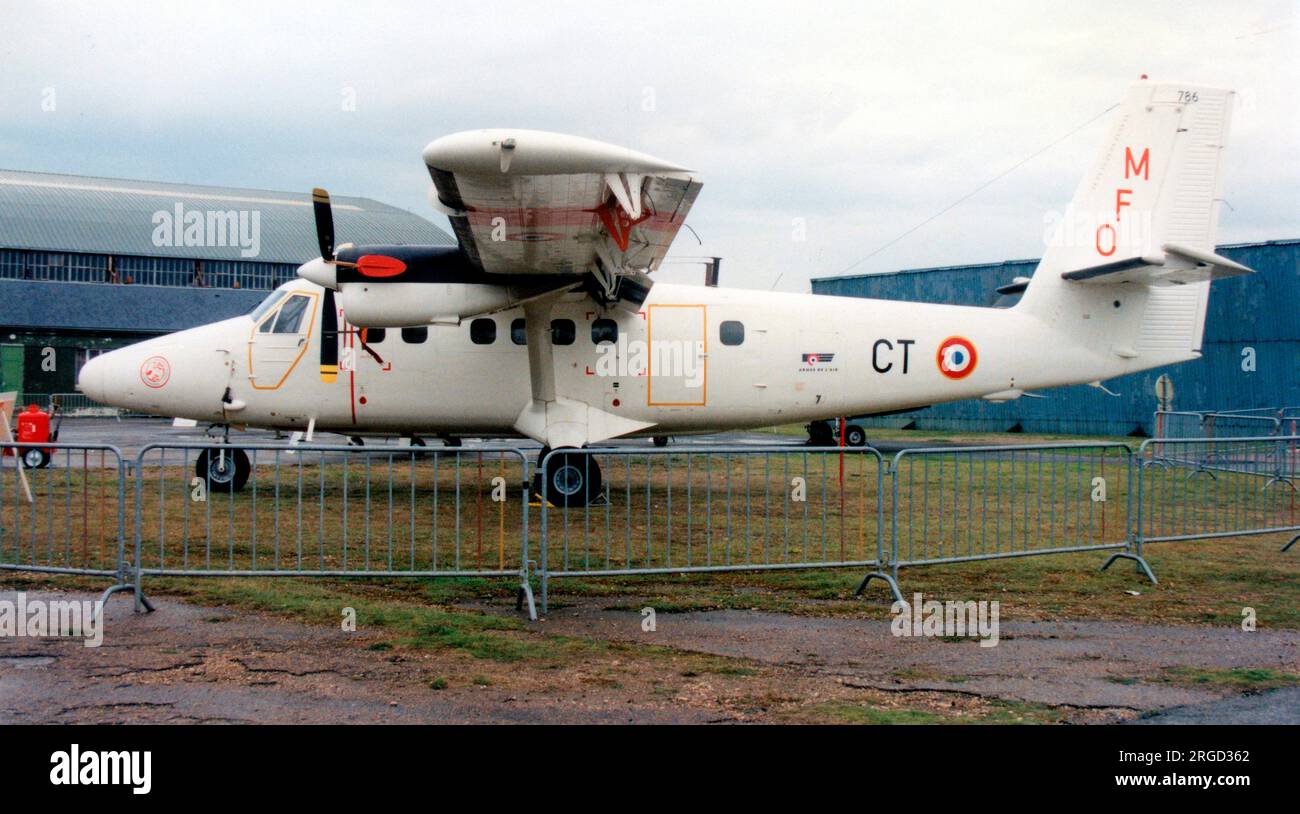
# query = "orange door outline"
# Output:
<box><xmin>248</xmin><ymin>291</ymin><xmax>320</xmax><ymax>390</ymax></box>
<box><xmin>646</xmin><ymin>303</ymin><xmax>707</xmax><ymax>407</ymax></box>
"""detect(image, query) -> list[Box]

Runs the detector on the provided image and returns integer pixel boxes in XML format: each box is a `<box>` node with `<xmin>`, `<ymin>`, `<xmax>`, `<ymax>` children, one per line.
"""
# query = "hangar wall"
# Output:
<box><xmin>810</xmin><ymin>239</ymin><xmax>1300</xmax><ymax>436</ymax></box>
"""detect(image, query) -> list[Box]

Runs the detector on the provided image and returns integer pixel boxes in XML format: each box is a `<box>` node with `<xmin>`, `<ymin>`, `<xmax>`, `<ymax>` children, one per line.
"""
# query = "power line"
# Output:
<box><xmin>836</xmin><ymin>101</ymin><xmax>1119</xmax><ymax>277</ymax></box>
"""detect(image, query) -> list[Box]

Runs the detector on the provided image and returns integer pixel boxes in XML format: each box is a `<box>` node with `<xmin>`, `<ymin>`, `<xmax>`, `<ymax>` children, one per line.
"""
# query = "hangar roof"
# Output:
<box><xmin>0</xmin><ymin>168</ymin><xmax>453</xmax><ymax>265</ymax></box>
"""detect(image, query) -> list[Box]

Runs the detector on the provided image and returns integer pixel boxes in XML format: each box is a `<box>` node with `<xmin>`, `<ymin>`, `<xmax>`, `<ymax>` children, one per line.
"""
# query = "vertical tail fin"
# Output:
<box><xmin>1017</xmin><ymin>80</ymin><xmax>1236</xmax><ymax>360</ymax></box>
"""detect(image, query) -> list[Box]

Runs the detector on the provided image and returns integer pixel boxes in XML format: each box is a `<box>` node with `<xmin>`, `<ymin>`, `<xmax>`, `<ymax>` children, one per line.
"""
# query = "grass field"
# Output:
<box><xmin>3</xmin><ymin>431</ymin><xmax>1297</xmax><ymax>723</ymax></box>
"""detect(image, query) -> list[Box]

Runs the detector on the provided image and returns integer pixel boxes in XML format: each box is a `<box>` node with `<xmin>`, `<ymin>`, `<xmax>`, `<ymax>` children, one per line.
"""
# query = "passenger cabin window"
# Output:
<box><xmin>551</xmin><ymin>319</ymin><xmax>575</xmax><ymax>346</ymax></box>
<box><xmin>470</xmin><ymin>318</ymin><xmax>496</xmax><ymax>345</ymax></box>
<box><xmin>591</xmin><ymin>318</ymin><xmax>618</xmax><ymax>344</ymax></box>
<box><xmin>719</xmin><ymin>320</ymin><xmax>744</xmax><ymax>346</ymax></box>
<box><xmin>364</xmin><ymin>328</ymin><xmax>385</xmax><ymax>344</ymax></box>
<box><xmin>268</xmin><ymin>294</ymin><xmax>310</xmax><ymax>334</ymax></box>
<box><xmin>401</xmin><ymin>326</ymin><xmax>428</xmax><ymax>344</ymax></box>
<box><xmin>511</xmin><ymin>318</ymin><xmax>527</xmax><ymax>345</ymax></box>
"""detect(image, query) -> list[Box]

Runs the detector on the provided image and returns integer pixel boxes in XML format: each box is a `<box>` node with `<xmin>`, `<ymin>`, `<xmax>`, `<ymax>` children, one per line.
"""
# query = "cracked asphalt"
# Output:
<box><xmin>4</xmin><ymin>588</ymin><xmax>1298</xmax><ymax>724</ymax></box>
<box><xmin>537</xmin><ymin>604</ymin><xmax>1300</xmax><ymax>721</ymax></box>
<box><xmin>0</xmin><ymin>590</ymin><xmax>715</xmax><ymax>724</ymax></box>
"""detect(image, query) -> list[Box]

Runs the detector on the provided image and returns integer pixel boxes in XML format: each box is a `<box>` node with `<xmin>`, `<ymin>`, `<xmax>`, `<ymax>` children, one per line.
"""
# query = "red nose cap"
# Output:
<box><xmin>356</xmin><ymin>255</ymin><xmax>407</xmax><ymax>278</ymax></box>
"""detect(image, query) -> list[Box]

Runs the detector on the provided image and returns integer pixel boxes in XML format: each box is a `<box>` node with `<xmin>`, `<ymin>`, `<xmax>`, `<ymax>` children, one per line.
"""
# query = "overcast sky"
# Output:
<box><xmin>2</xmin><ymin>1</ymin><xmax>1296</xmax><ymax>291</ymax></box>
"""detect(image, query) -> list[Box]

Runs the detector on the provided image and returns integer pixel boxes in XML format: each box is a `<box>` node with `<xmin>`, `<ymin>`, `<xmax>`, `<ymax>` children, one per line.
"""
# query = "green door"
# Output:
<box><xmin>0</xmin><ymin>344</ymin><xmax>23</xmax><ymax>396</ymax></box>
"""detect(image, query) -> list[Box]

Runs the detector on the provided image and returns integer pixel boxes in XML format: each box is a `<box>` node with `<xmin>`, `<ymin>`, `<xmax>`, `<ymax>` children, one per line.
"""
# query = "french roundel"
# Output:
<box><xmin>936</xmin><ymin>337</ymin><xmax>977</xmax><ymax>379</ymax></box>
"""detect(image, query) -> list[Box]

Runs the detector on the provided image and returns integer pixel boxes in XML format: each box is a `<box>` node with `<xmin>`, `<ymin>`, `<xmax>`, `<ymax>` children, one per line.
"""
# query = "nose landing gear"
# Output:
<box><xmin>195</xmin><ymin>447</ymin><xmax>251</xmax><ymax>493</ymax></box>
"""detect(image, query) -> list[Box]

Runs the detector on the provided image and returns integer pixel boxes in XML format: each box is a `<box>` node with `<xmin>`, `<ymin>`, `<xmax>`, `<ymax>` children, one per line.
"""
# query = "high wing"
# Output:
<box><xmin>422</xmin><ymin>129</ymin><xmax>702</xmax><ymax>301</ymax></box>
<box><xmin>301</xmin><ymin>130</ymin><xmax>706</xmax><ymax>451</ymax></box>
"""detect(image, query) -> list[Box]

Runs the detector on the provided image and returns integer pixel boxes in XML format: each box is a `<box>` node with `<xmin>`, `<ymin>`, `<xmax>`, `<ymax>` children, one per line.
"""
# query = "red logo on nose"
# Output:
<box><xmin>140</xmin><ymin>356</ymin><xmax>171</xmax><ymax>388</ymax></box>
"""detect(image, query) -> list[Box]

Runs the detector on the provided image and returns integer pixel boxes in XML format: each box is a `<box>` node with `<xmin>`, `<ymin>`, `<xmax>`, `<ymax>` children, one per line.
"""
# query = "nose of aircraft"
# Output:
<box><xmin>77</xmin><ymin>352</ymin><xmax>109</xmax><ymax>403</ymax></box>
<box><xmin>74</xmin><ymin>318</ymin><xmax>240</xmax><ymax>419</ymax></box>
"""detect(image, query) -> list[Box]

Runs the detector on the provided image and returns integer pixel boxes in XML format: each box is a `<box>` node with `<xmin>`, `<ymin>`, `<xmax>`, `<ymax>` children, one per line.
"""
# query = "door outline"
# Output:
<box><xmin>646</xmin><ymin>303</ymin><xmax>707</xmax><ymax>407</ymax></box>
<box><xmin>247</xmin><ymin>291</ymin><xmax>320</xmax><ymax>390</ymax></box>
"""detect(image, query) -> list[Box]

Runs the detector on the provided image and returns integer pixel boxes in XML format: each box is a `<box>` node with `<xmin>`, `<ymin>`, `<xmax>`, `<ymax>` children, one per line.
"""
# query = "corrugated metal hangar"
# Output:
<box><xmin>0</xmin><ymin>168</ymin><xmax>451</xmax><ymax>400</ymax></box>
<box><xmin>812</xmin><ymin>239</ymin><xmax>1300</xmax><ymax>436</ymax></box>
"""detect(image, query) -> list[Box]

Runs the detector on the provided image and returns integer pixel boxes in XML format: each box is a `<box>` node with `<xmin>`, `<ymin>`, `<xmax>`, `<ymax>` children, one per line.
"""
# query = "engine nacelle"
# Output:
<box><xmin>338</xmin><ymin>281</ymin><xmax>520</xmax><ymax>327</ymax></box>
<box><xmin>297</xmin><ymin>244</ymin><xmax>580</xmax><ymax>328</ymax></box>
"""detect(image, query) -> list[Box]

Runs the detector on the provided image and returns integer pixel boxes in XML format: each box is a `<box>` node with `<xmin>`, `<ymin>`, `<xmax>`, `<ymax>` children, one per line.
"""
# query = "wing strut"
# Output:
<box><xmin>512</xmin><ymin>293</ymin><xmax>655</xmax><ymax>449</ymax></box>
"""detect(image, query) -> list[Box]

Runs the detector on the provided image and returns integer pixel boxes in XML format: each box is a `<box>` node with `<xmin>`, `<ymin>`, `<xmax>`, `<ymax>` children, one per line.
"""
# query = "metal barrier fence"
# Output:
<box><xmin>1154</xmin><ymin>410</ymin><xmax>1283</xmax><ymax>443</ymax></box>
<box><xmin>1135</xmin><ymin>436</ymin><xmax>1299</xmax><ymax>554</ymax></box>
<box><xmin>0</xmin><ymin>442</ymin><xmax>143</xmax><ymax>614</ymax></box>
<box><xmin>538</xmin><ymin>446</ymin><xmax>887</xmax><ymax>612</ymax></box>
<box><xmin>886</xmin><ymin>442</ymin><xmax>1142</xmax><ymax>579</ymax></box>
<box><xmin>131</xmin><ymin>443</ymin><xmax>537</xmax><ymax>618</ymax></box>
<box><xmin>3</xmin><ymin>436</ymin><xmax>1296</xmax><ymax>622</ymax></box>
<box><xmin>18</xmin><ymin>392</ymin><xmax>122</xmax><ymax>418</ymax></box>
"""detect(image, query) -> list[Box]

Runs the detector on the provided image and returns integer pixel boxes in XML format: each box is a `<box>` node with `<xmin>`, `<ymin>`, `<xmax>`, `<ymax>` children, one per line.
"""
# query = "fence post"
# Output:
<box><xmin>129</xmin><ymin>456</ymin><xmax>154</xmax><ymax>613</ymax></box>
<box><xmin>854</xmin><ymin>450</ymin><xmax>902</xmax><ymax>603</ymax></box>
<box><xmin>1100</xmin><ymin>445</ymin><xmax>1157</xmax><ymax>584</ymax></box>
<box><xmin>539</xmin><ymin>449</ymin><xmax>549</xmax><ymax>616</ymax></box>
<box><xmin>516</xmin><ymin>450</ymin><xmax>537</xmax><ymax>621</ymax></box>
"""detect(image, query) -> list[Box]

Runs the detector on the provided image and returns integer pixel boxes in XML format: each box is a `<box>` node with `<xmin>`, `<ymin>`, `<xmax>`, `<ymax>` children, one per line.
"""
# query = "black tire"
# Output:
<box><xmin>806</xmin><ymin>421</ymin><xmax>834</xmax><ymax>446</ymax></box>
<box><xmin>652</xmin><ymin>435</ymin><xmax>669</xmax><ymax>448</ymax></box>
<box><xmin>20</xmin><ymin>448</ymin><xmax>50</xmax><ymax>469</ymax></box>
<box><xmin>196</xmin><ymin>448</ymin><xmax>251</xmax><ymax>493</ymax></box>
<box><xmin>845</xmin><ymin>425</ymin><xmax>867</xmax><ymax>447</ymax></box>
<box><xmin>541</xmin><ymin>449</ymin><xmax>602</xmax><ymax>508</ymax></box>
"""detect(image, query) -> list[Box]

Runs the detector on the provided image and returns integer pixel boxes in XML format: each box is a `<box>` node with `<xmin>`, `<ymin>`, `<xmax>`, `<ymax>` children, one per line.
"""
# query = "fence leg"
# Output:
<box><xmin>855</xmin><ymin>568</ymin><xmax>904</xmax><ymax>604</ymax></box>
<box><xmin>132</xmin><ymin>566</ymin><xmax>155</xmax><ymax>614</ymax></box>
<box><xmin>1283</xmin><ymin>535</ymin><xmax>1299</xmax><ymax>553</ymax></box>
<box><xmin>516</xmin><ymin>572</ymin><xmax>537</xmax><ymax>622</ymax></box>
<box><xmin>93</xmin><ymin>580</ymin><xmax>154</xmax><ymax>623</ymax></box>
<box><xmin>1100</xmin><ymin>552</ymin><xmax>1158</xmax><ymax>585</ymax></box>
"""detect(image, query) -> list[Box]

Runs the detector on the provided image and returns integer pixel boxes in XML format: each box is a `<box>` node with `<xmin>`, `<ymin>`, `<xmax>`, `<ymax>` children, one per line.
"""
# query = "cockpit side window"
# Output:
<box><xmin>250</xmin><ymin>291</ymin><xmax>285</xmax><ymax>324</ymax></box>
<box><xmin>271</xmin><ymin>294</ymin><xmax>311</xmax><ymax>334</ymax></box>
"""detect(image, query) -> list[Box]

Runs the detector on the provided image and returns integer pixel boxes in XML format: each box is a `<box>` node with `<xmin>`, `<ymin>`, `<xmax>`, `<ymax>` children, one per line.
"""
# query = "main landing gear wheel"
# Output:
<box><xmin>845</xmin><ymin>424</ymin><xmax>867</xmax><ymax>447</ymax></box>
<box><xmin>536</xmin><ymin>448</ymin><xmax>603</xmax><ymax>508</ymax></box>
<box><xmin>196</xmin><ymin>448</ymin><xmax>251</xmax><ymax>493</ymax></box>
<box><xmin>806</xmin><ymin>421</ymin><xmax>834</xmax><ymax>446</ymax></box>
<box><xmin>652</xmin><ymin>435</ymin><xmax>669</xmax><ymax>448</ymax></box>
<box><xmin>21</xmin><ymin>448</ymin><xmax>50</xmax><ymax>469</ymax></box>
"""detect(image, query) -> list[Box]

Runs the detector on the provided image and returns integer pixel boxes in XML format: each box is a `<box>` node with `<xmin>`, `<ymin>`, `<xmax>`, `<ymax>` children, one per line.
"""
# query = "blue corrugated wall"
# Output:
<box><xmin>810</xmin><ymin>239</ymin><xmax>1300</xmax><ymax>436</ymax></box>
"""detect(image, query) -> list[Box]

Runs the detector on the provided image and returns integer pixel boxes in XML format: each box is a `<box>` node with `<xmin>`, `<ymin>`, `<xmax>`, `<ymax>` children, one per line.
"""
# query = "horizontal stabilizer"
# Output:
<box><xmin>1061</xmin><ymin>242</ymin><xmax>1253</xmax><ymax>286</ymax></box>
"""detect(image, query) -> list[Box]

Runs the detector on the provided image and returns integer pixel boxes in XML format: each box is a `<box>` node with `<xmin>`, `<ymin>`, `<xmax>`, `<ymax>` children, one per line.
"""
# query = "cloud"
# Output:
<box><xmin>1</xmin><ymin>0</ymin><xmax>1295</xmax><ymax>292</ymax></box>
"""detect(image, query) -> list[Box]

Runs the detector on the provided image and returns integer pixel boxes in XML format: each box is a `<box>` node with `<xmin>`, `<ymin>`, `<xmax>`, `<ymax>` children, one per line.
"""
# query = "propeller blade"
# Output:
<box><xmin>311</xmin><ymin>187</ymin><xmax>335</xmax><ymax>261</ymax></box>
<box><xmin>319</xmin><ymin>287</ymin><xmax>339</xmax><ymax>383</ymax></box>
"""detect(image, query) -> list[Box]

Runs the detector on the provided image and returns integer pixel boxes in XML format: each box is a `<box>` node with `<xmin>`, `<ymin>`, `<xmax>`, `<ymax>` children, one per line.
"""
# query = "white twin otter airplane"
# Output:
<box><xmin>79</xmin><ymin>80</ymin><xmax>1252</xmax><ymax>505</ymax></box>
